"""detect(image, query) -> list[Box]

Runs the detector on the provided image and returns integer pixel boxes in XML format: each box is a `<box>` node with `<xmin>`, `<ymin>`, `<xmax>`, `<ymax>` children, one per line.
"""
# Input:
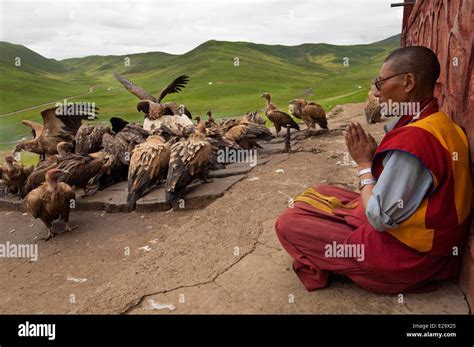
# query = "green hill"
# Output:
<box><xmin>0</xmin><ymin>34</ymin><xmax>400</xmax><ymax>162</ymax></box>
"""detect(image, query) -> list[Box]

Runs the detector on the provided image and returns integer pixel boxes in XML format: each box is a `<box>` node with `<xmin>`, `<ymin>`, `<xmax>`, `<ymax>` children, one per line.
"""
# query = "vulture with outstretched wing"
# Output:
<box><xmin>15</xmin><ymin>104</ymin><xmax>98</xmax><ymax>158</ymax></box>
<box><xmin>114</xmin><ymin>73</ymin><xmax>191</xmax><ymax>120</ymax></box>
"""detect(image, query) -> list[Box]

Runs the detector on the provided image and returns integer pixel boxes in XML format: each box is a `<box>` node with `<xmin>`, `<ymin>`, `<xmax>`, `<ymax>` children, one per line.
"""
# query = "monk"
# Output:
<box><xmin>275</xmin><ymin>46</ymin><xmax>472</xmax><ymax>294</ymax></box>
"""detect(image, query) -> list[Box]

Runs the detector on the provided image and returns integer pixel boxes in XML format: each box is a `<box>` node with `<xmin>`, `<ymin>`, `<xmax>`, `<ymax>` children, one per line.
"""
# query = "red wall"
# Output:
<box><xmin>401</xmin><ymin>0</ymin><xmax>474</xmax><ymax>310</ymax></box>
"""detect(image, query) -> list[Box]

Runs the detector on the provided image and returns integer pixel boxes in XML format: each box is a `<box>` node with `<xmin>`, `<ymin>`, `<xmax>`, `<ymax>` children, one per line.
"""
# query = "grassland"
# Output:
<box><xmin>0</xmin><ymin>35</ymin><xmax>400</xmax><ymax>164</ymax></box>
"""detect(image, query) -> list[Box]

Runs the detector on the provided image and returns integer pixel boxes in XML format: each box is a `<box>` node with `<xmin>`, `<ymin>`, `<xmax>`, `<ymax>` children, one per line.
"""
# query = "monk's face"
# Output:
<box><xmin>374</xmin><ymin>61</ymin><xmax>410</xmax><ymax>104</ymax></box>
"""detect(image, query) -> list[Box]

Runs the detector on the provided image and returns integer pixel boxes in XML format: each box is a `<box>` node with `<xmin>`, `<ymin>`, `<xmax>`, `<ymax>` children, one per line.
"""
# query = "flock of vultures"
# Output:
<box><xmin>1</xmin><ymin>74</ymin><xmax>331</xmax><ymax>240</ymax></box>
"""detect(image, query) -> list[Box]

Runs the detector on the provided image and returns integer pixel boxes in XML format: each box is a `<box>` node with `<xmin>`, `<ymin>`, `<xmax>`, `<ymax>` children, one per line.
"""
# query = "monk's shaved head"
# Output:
<box><xmin>385</xmin><ymin>46</ymin><xmax>440</xmax><ymax>92</ymax></box>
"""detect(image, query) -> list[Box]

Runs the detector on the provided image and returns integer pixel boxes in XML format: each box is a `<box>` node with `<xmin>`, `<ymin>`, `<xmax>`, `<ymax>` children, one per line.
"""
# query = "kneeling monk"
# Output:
<box><xmin>275</xmin><ymin>46</ymin><xmax>472</xmax><ymax>294</ymax></box>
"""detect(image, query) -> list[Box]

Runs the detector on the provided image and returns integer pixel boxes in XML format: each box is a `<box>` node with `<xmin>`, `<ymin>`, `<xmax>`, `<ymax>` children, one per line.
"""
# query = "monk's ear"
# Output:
<box><xmin>403</xmin><ymin>73</ymin><xmax>417</xmax><ymax>93</ymax></box>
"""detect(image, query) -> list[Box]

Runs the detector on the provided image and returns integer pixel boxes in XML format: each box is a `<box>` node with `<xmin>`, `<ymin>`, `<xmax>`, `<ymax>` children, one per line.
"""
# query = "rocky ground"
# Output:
<box><xmin>0</xmin><ymin>103</ymin><xmax>469</xmax><ymax>314</ymax></box>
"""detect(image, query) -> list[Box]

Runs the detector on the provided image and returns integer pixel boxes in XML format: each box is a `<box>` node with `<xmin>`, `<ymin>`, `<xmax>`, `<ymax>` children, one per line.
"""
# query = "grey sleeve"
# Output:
<box><xmin>365</xmin><ymin>150</ymin><xmax>434</xmax><ymax>232</ymax></box>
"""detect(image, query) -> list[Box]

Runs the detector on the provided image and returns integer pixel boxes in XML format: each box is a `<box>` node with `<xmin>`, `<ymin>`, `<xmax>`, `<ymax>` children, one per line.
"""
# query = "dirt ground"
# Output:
<box><xmin>0</xmin><ymin>103</ymin><xmax>469</xmax><ymax>314</ymax></box>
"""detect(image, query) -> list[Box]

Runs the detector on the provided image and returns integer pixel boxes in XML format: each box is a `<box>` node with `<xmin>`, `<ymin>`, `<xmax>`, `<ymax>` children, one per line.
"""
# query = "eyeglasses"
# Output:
<box><xmin>373</xmin><ymin>72</ymin><xmax>410</xmax><ymax>91</ymax></box>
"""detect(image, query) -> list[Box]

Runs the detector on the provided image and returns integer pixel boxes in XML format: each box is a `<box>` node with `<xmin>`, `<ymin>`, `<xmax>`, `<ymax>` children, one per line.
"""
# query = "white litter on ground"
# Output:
<box><xmin>275</xmin><ymin>169</ymin><xmax>285</xmax><ymax>173</ymax></box>
<box><xmin>139</xmin><ymin>245</ymin><xmax>152</xmax><ymax>252</ymax></box>
<box><xmin>247</xmin><ymin>177</ymin><xmax>260</xmax><ymax>181</ymax></box>
<box><xmin>144</xmin><ymin>299</ymin><xmax>176</xmax><ymax>311</ymax></box>
<box><xmin>67</xmin><ymin>276</ymin><xmax>87</xmax><ymax>284</ymax></box>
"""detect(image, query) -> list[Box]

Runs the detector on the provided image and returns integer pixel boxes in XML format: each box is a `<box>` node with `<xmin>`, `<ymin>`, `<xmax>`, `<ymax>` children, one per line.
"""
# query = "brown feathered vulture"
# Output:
<box><xmin>166</xmin><ymin>123</ymin><xmax>213</xmax><ymax>203</ymax></box>
<box><xmin>289</xmin><ymin>99</ymin><xmax>328</xmax><ymax>132</ymax></box>
<box><xmin>26</xmin><ymin>168</ymin><xmax>76</xmax><ymax>240</ymax></box>
<box><xmin>54</xmin><ymin>142</ymin><xmax>107</xmax><ymax>196</ymax></box>
<box><xmin>260</xmin><ymin>93</ymin><xmax>300</xmax><ymax>136</ymax></box>
<box><xmin>205</xmin><ymin>110</ymin><xmax>217</xmax><ymax>126</ymax></box>
<box><xmin>15</xmin><ymin>104</ymin><xmax>98</xmax><ymax>159</ymax></box>
<box><xmin>114</xmin><ymin>73</ymin><xmax>191</xmax><ymax>120</ymax></box>
<box><xmin>242</xmin><ymin>111</ymin><xmax>266</xmax><ymax>126</ymax></box>
<box><xmin>224</xmin><ymin>120</ymin><xmax>273</xmax><ymax>149</ymax></box>
<box><xmin>365</xmin><ymin>85</ymin><xmax>382</xmax><ymax>124</ymax></box>
<box><xmin>75</xmin><ymin>124</ymin><xmax>113</xmax><ymax>155</ymax></box>
<box><xmin>127</xmin><ymin>135</ymin><xmax>171</xmax><ymax>204</ymax></box>
<box><xmin>1</xmin><ymin>154</ymin><xmax>33</xmax><ymax>196</ymax></box>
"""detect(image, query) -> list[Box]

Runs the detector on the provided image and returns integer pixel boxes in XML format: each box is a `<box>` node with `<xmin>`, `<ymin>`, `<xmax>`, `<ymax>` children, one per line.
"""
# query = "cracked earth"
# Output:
<box><xmin>0</xmin><ymin>103</ymin><xmax>469</xmax><ymax>314</ymax></box>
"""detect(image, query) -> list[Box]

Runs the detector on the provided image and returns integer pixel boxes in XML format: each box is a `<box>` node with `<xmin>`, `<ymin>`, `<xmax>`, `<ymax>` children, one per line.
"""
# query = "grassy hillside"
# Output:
<box><xmin>0</xmin><ymin>34</ymin><xmax>400</xmax><ymax>163</ymax></box>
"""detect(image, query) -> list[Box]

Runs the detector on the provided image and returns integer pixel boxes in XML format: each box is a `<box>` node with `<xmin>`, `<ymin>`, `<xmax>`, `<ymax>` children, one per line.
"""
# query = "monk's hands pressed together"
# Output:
<box><xmin>345</xmin><ymin>122</ymin><xmax>378</xmax><ymax>168</ymax></box>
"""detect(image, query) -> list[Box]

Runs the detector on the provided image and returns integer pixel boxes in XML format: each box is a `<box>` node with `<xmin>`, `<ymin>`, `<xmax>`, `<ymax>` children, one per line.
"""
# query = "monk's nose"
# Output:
<box><xmin>373</xmin><ymin>89</ymin><xmax>381</xmax><ymax>98</ymax></box>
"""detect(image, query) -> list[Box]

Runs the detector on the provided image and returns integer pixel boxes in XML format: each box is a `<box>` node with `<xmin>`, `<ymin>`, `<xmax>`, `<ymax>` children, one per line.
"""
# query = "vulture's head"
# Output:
<box><xmin>14</xmin><ymin>141</ymin><xmax>31</xmax><ymax>153</ymax></box>
<box><xmin>57</xmin><ymin>142</ymin><xmax>72</xmax><ymax>156</ymax></box>
<box><xmin>260</xmin><ymin>93</ymin><xmax>271</xmax><ymax>101</ymax></box>
<box><xmin>4</xmin><ymin>154</ymin><xmax>16</xmax><ymax>166</ymax></box>
<box><xmin>137</xmin><ymin>100</ymin><xmax>163</xmax><ymax>120</ymax></box>
<box><xmin>196</xmin><ymin>122</ymin><xmax>207</xmax><ymax>134</ymax></box>
<box><xmin>194</xmin><ymin>116</ymin><xmax>201</xmax><ymax>124</ymax></box>
<box><xmin>288</xmin><ymin>99</ymin><xmax>306</xmax><ymax>116</ymax></box>
<box><xmin>46</xmin><ymin>168</ymin><xmax>69</xmax><ymax>183</ymax></box>
<box><xmin>206</xmin><ymin>110</ymin><xmax>212</xmax><ymax>117</ymax></box>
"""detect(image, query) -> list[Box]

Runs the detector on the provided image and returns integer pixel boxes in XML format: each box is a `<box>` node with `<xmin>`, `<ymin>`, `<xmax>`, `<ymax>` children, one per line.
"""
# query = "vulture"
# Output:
<box><xmin>55</xmin><ymin>147</ymin><xmax>106</xmax><ymax>196</ymax></box>
<box><xmin>144</xmin><ymin>113</ymin><xmax>193</xmax><ymax>134</ymax></box>
<box><xmin>101</xmin><ymin>123</ymin><xmax>149</xmax><ymax>165</ymax></box>
<box><xmin>75</xmin><ymin>124</ymin><xmax>113</xmax><ymax>155</ymax></box>
<box><xmin>166</xmin><ymin>123</ymin><xmax>213</xmax><ymax>203</ymax></box>
<box><xmin>260</xmin><ymin>93</ymin><xmax>300</xmax><ymax>136</ymax></box>
<box><xmin>21</xmin><ymin>142</ymin><xmax>73</xmax><ymax>198</ymax></box>
<box><xmin>206</xmin><ymin>110</ymin><xmax>217</xmax><ymax>126</ymax></box>
<box><xmin>242</xmin><ymin>111</ymin><xmax>266</xmax><ymax>126</ymax></box>
<box><xmin>15</xmin><ymin>104</ymin><xmax>98</xmax><ymax>159</ymax></box>
<box><xmin>365</xmin><ymin>85</ymin><xmax>382</xmax><ymax>124</ymax></box>
<box><xmin>224</xmin><ymin>120</ymin><xmax>273</xmax><ymax>149</ymax></box>
<box><xmin>127</xmin><ymin>135</ymin><xmax>171</xmax><ymax>204</ymax></box>
<box><xmin>289</xmin><ymin>99</ymin><xmax>328</xmax><ymax>133</ymax></box>
<box><xmin>110</xmin><ymin>117</ymin><xmax>129</xmax><ymax>134</ymax></box>
<box><xmin>26</xmin><ymin>168</ymin><xmax>75</xmax><ymax>241</ymax></box>
<box><xmin>114</xmin><ymin>73</ymin><xmax>191</xmax><ymax>120</ymax></box>
<box><xmin>1</xmin><ymin>154</ymin><xmax>33</xmax><ymax>196</ymax></box>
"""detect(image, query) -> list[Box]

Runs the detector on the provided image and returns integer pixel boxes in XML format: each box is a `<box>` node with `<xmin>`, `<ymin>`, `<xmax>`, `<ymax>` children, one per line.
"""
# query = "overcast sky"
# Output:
<box><xmin>0</xmin><ymin>0</ymin><xmax>403</xmax><ymax>60</ymax></box>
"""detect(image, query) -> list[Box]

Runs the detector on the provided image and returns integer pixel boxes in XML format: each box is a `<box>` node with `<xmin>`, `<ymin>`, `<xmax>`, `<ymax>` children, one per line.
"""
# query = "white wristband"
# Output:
<box><xmin>358</xmin><ymin>168</ymin><xmax>372</xmax><ymax>177</ymax></box>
